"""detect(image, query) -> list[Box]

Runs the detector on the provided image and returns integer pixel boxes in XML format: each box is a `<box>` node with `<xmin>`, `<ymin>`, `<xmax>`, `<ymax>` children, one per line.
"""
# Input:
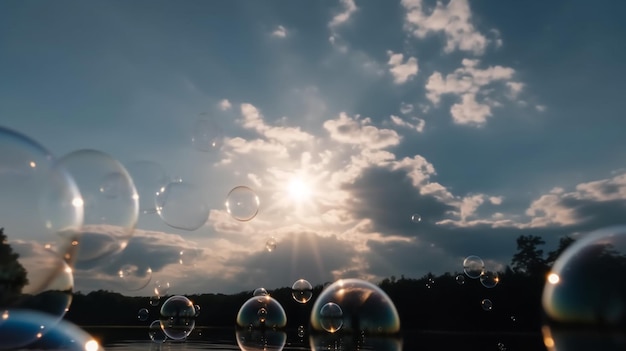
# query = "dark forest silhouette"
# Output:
<box><xmin>0</xmin><ymin>227</ymin><xmax>29</xmax><ymax>307</ymax></box>
<box><xmin>59</xmin><ymin>234</ymin><xmax>575</xmax><ymax>332</ymax></box>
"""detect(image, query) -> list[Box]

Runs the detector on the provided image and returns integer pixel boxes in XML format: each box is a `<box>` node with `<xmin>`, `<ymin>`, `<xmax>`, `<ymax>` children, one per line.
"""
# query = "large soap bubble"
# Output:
<box><xmin>291</xmin><ymin>279</ymin><xmax>313</xmax><ymax>304</ymax></box>
<box><xmin>235</xmin><ymin>329</ymin><xmax>286</xmax><ymax>351</ymax></box>
<box><xmin>159</xmin><ymin>295</ymin><xmax>196</xmax><ymax>340</ymax></box>
<box><xmin>463</xmin><ymin>255</ymin><xmax>484</xmax><ymax>279</ymax></box>
<box><xmin>125</xmin><ymin>160</ymin><xmax>169</xmax><ymax>215</ymax></box>
<box><xmin>116</xmin><ymin>264</ymin><xmax>152</xmax><ymax>291</ymax></box>
<box><xmin>310</xmin><ymin>278</ymin><xmax>400</xmax><ymax>335</ymax></box>
<box><xmin>225</xmin><ymin>186</ymin><xmax>260</xmax><ymax>222</ymax></box>
<box><xmin>237</xmin><ymin>295</ymin><xmax>287</xmax><ymax>329</ymax></box>
<box><xmin>57</xmin><ymin>149</ymin><xmax>138</xmax><ymax>264</ymax></box>
<box><xmin>155</xmin><ymin>180</ymin><xmax>209</xmax><ymax>231</ymax></box>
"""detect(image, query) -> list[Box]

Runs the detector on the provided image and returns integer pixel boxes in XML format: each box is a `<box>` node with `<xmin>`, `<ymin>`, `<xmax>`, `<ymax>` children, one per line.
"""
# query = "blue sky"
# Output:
<box><xmin>1</xmin><ymin>0</ymin><xmax>626</xmax><ymax>296</ymax></box>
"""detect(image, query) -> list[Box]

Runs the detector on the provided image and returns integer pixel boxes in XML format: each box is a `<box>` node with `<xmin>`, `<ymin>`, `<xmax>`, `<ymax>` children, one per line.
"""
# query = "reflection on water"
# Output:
<box><xmin>88</xmin><ymin>327</ymin><xmax>546</xmax><ymax>351</ymax></box>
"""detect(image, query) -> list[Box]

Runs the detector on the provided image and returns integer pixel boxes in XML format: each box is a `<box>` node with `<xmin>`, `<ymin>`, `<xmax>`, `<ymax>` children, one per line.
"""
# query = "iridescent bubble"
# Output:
<box><xmin>481</xmin><ymin>299</ymin><xmax>493</xmax><ymax>311</ymax></box>
<box><xmin>411</xmin><ymin>214</ymin><xmax>422</xmax><ymax>223</ymax></box>
<box><xmin>253</xmin><ymin>288</ymin><xmax>269</xmax><ymax>297</ymax></box>
<box><xmin>57</xmin><ymin>149</ymin><xmax>138</xmax><ymax>264</ymax></box>
<box><xmin>235</xmin><ymin>329</ymin><xmax>286</xmax><ymax>351</ymax></box>
<box><xmin>310</xmin><ymin>279</ymin><xmax>400</xmax><ymax>334</ymax></box>
<box><xmin>265</xmin><ymin>237</ymin><xmax>277</xmax><ymax>252</ymax></box>
<box><xmin>291</xmin><ymin>279</ymin><xmax>313</xmax><ymax>304</ymax></box>
<box><xmin>159</xmin><ymin>295</ymin><xmax>196</xmax><ymax>340</ymax></box>
<box><xmin>149</xmin><ymin>295</ymin><xmax>160</xmax><ymax>306</ymax></box>
<box><xmin>463</xmin><ymin>255</ymin><xmax>484</xmax><ymax>279</ymax></box>
<box><xmin>479</xmin><ymin>270</ymin><xmax>500</xmax><ymax>288</ymax></box>
<box><xmin>192</xmin><ymin>113</ymin><xmax>223</xmax><ymax>152</ymax></box>
<box><xmin>137</xmin><ymin>308</ymin><xmax>149</xmax><ymax>321</ymax></box>
<box><xmin>319</xmin><ymin>302</ymin><xmax>343</xmax><ymax>333</ymax></box>
<box><xmin>117</xmin><ymin>264</ymin><xmax>152</xmax><ymax>291</ymax></box>
<box><xmin>225</xmin><ymin>186</ymin><xmax>260</xmax><ymax>222</ymax></box>
<box><xmin>125</xmin><ymin>160</ymin><xmax>170</xmax><ymax>215</ymax></box>
<box><xmin>455</xmin><ymin>274</ymin><xmax>465</xmax><ymax>285</ymax></box>
<box><xmin>236</xmin><ymin>295</ymin><xmax>287</xmax><ymax>329</ymax></box>
<box><xmin>154</xmin><ymin>280</ymin><xmax>170</xmax><ymax>297</ymax></box>
<box><xmin>155</xmin><ymin>180</ymin><xmax>209</xmax><ymax>231</ymax></box>
<box><xmin>148</xmin><ymin>319</ymin><xmax>167</xmax><ymax>343</ymax></box>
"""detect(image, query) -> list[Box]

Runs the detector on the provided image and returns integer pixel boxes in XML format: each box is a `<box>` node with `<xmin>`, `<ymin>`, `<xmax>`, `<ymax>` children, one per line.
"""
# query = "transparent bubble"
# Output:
<box><xmin>149</xmin><ymin>295</ymin><xmax>160</xmax><ymax>306</ymax></box>
<box><xmin>125</xmin><ymin>161</ymin><xmax>170</xmax><ymax>215</ymax></box>
<box><xmin>57</xmin><ymin>149</ymin><xmax>138</xmax><ymax>264</ymax></box>
<box><xmin>117</xmin><ymin>264</ymin><xmax>152</xmax><ymax>291</ymax></box>
<box><xmin>455</xmin><ymin>274</ymin><xmax>465</xmax><ymax>285</ymax></box>
<box><xmin>138</xmin><ymin>308</ymin><xmax>149</xmax><ymax>321</ymax></box>
<box><xmin>266</xmin><ymin>237</ymin><xmax>277</xmax><ymax>252</ymax></box>
<box><xmin>159</xmin><ymin>295</ymin><xmax>196</xmax><ymax>340</ymax></box>
<box><xmin>0</xmin><ymin>127</ymin><xmax>82</xmax><ymax>298</ymax></box>
<box><xmin>463</xmin><ymin>255</ymin><xmax>484</xmax><ymax>279</ymax></box>
<box><xmin>411</xmin><ymin>214</ymin><xmax>422</xmax><ymax>223</ymax></box>
<box><xmin>291</xmin><ymin>279</ymin><xmax>313</xmax><ymax>304</ymax></box>
<box><xmin>194</xmin><ymin>304</ymin><xmax>201</xmax><ymax>317</ymax></box>
<box><xmin>481</xmin><ymin>299</ymin><xmax>493</xmax><ymax>311</ymax></box>
<box><xmin>543</xmin><ymin>226</ymin><xmax>626</xmax><ymax>329</ymax></box>
<box><xmin>236</xmin><ymin>295</ymin><xmax>287</xmax><ymax>329</ymax></box>
<box><xmin>319</xmin><ymin>302</ymin><xmax>343</xmax><ymax>333</ymax></box>
<box><xmin>154</xmin><ymin>280</ymin><xmax>170</xmax><ymax>297</ymax></box>
<box><xmin>155</xmin><ymin>180</ymin><xmax>209</xmax><ymax>231</ymax></box>
<box><xmin>192</xmin><ymin>113</ymin><xmax>224</xmax><ymax>153</ymax></box>
<box><xmin>235</xmin><ymin>329</ymin><xmax>286</xmax><ymax>351</ymax></box>
<box><xmin>298</xmin><ymin>325</ymin><xmax>305</xmax><ymax>338</ymax></box>
<box><xmin>479</xmin><ymin>270</ymin><xmax>500</xmax><ymax>288</ymax></box>
<box><xmin>257</xmin><ymin>308</ymin><xmax>267</xmax><ymax>323</ymax></box>
<box><xmin>253</xmin><ymin>288</ymin><xmax>269</xmax><ymax>297</ymax></box>
<box><xmin>148</xmin><ymin>319</ymin><xmax>167</xmax><ymax>343</ymax></box>
<box><xmin>178</xmin><ymin>249</ymin><xmax>201</xmax><ymax>266</ymax></box>
<box><xmin>225</xmin><ymin>186</ymin><xmax>260</xmax><ymax>222</ymax></box>
<box><xmin>310</xmin><ymin>279</ymin><xmax>400</xmax><ymax>334</ymax></box>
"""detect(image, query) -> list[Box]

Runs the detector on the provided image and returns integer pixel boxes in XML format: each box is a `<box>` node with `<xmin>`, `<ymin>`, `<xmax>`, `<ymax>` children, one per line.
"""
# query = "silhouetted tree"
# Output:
<box><xmin>0</xmin><ymin>227</ymin><xmax>29</xmax><ymax>306</ymax></box>
<box><xmin>511</xmin><ymin>235</ymin><xmax>547</xmax><ymax>276</ymax></box>
<box><xmin>545</xmin><ymin>236</ymin><xmax>576</xmax><ymax>266</ymax></box>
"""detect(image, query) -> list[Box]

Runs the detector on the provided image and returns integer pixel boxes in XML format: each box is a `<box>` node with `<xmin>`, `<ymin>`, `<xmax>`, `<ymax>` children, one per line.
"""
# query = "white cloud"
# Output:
<box><xmin>240</xmin><ymin>103</ymin><xmax>314</xmax><ymax>144</ymax></box>
<box><xmin>450</xmin><ymin>93</ymin><xmax>492</xmax><ymax>125</ymax></box>
<box><xmin>218</xmin><ymin>99</ymin><xmax>232</xmax><ymax>111</ymax></box>
<box><xmin>400</xmin><ymin>102</ymin><xmax>414</xmax><ymax>114</ymax></box>
<box><xmin>272</xmin><ymin>25</ymin><xmax>287</xmax><ymax>38</ymax></box>
<box><xmin>390</xmin><ymin>115</ymin><xmax>425</xmax><ymax>133</ymax></box>
<box><xmin>506</xmin><ymin>81</ymin><xmax>524</xmax><ymax>99</ymax></box>
<box><xmin>391</xmin><ymin>155</ymin><xmax>436</xmax><ymax>187</ymax></box>
<box><xmin>401</xmin><ymin>0</ymin><xmax>490</xmax><ymax>55</ymax></box>
<box><xmin>387</xmin><ymin>50</ymin><xmax>418</xmax><ymax>84</ymax></box>
<box><xmin>489</xmin><ymin>196</ymin><xmax>503</xmax><ymax>205</ymax></box>
<box><xmin>329</xmin><ymin>0</ymin><xmax>358</xmax><ymax>28</ymax></box>
<box><xmin>323</xmin><ymin>112</ymin><xmax>401</xmax><ymax>149</ymax></box>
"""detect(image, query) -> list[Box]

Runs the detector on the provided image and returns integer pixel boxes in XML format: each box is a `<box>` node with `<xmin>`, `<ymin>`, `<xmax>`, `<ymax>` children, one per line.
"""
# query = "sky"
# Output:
<box><xmin>1</xmin><ymin>0</ymin><xmax>626</xmax><ymax>296</ymax></box>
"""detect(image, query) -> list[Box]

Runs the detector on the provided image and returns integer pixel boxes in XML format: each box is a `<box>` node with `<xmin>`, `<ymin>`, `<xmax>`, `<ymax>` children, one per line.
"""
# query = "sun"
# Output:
<box><xmin>288</xmin><ymin>177</ymin><xmax>312</xmax><ymax>203</ymax></box>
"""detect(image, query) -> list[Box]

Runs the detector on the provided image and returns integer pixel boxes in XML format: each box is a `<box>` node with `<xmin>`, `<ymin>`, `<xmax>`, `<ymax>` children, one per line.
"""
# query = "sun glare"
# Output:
<box><xmin>288</xmin><ymin>178</ymin><xmax>312</xmax><ymax>202</ymax></box>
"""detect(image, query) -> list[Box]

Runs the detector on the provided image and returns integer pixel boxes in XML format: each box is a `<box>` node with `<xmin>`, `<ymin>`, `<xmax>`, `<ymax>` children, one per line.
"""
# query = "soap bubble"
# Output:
<box><xmin>192</xmin><ymin>113</ymin><xmax>223</xmax><ymax>152</ymax></box>
<box><xmin>0</xmin><ymin>127</ymin><xmax>83</xmax><ymax>297</ymax></box>
<box><xmin>194</xmin><ymin>304</ymin><xmax>201</xmax><ymax>317</ymax></box>
<box><xmin>125</xmin><ymin>160</ymin><xmax>170</xmax><ymax>215</ymax></box>
<box><xmin>265</xmin><ymin>237</ymin><xmax>277</xmax><ymax>252</ymax></box>
<box><xmin>543</xmin><ymin>226</ymin><xmax>626</xmax><ymax>330</ymax></box>
<box><xmin>411</xmin><ymin>214</ymin><xmax>422</xmax><ymax>223</ymax></box>
<box><xmin>319</xmin><ymin>302</ymin><xmax>343</xmax><ymax>333</ymax></box>
<box><xmin>236</xmin><ymin>295</ymin><xmax>287</xmax><ymax>329</ymax></box>
<box><xmin>57</xmin><ymin>149</ymin><xmax>138</xmax><ymax>264</ymax></box>
<box><xmin>253</xmin><ymin>287</ymin><xmax>269</xmax><ymax>297</ymax></box>
<box><xmin>479</xmin><ymin>270</ymin><xmax>500</xmax><ymax>288</ymax></box>
<box><xmin>463</xmin><ymin>255</ymin><xmax>484</xmax><ymax>279</ymax></box>
<box><xmin>225</xmin><ymin>186</ymin><xmax>260</xmax><ymax>222</ymax></box>
<box><xmin>291</xmin><ymin>279</ymin><xmax>313</xmax><ymax>304</ymax></box>
<box><xmin>148</xmin><ymin>319</ymin><xmax>167</xmax><ymax>343</ymax></box>
<box><xmin>159</xmin><ymin>295</ymin><xmax>196</xmax><ymax>340</ymax></box>
<box><xmin>298</xmin><ymin>325</ymin><xmax>305</xmax><ymax>338</ymax></box>
<box><xmin>481</xmin><ymin>299</ymin><xmax>493</xmax><ymax>311</ymax></box>
<box><xmin>137</xmin><ymin>308</ymin><xmax>149</xmax><ymax>321</ymax></box>
<box><xmin>155</xmin><ymin>180</ymin><xmax>209</xmax><ymax>231</ymax></box>
<box><xmin>117</xmin><ymin>264</ymin><xmax>152</xmax><ymax>291</ymax></box>
<box><xmin>178</xmin><ymin>249</ymin><xmax>201</xmax><ymax>266</ymax></box>
<box><xmin>154</xmin><ymin>280</ymin><xmax>170</xmax><ymax>297</ymax></box>
<box><xmin>149</xmin><ymin>295</ymin><xmax>160</xmax><ymax>306</ymax></box>
<box><xmin>455</xmin><ymin>274</ymin><xmax>465</xmax><ymax>285</ymax></box>
<box><xmin>235</xmin><ymin>329</ymin><xmax>286</xmax><ymax>351</ymax></box>
<box><xmin>310</xmin><ymin>278</ymin><xmax>400</xmax><ymax>334</ymax></box>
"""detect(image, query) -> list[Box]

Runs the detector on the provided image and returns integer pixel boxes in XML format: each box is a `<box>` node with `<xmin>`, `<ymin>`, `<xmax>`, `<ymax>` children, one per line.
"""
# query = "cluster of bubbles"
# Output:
<box><xmin>460</xmin><ymin>255</ymin><xmax>500</xmax><ymax>311</ymax></box>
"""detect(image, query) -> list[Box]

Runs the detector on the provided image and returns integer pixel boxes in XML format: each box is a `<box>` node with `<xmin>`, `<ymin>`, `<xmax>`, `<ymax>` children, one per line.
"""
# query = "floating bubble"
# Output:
<box><xmin>292</xmin><ymin>279</ymin><xmax>313</xmax><ymax>304</ymax></box>
<box><xmin>225</xmin><ymin>186</ymin><xmax>260</xmax><ymax>222</ymax></box>
<box><xmin>148</xmin><ymin>319</ymin><xmax>167</xmax><ymax>343</ymax></box>
<box><xmin>236</xmin><ymin>295</ymin><xmax>287</xmax><ymax>329</ymax></box>
<box><xmin>319</xmin><ymin>302</ymin><xmax>343</xmax><ymax>333</ymax></box>
<box><xmin>463</xmin><ymin>255</ymin><xmax>484</xmax><ymax>279</ymax></box>
<box><xmin>257</xmin><ymin>308</ymin><xmax>267</xmax><ymax>323</ymax></box>
<box><xmin>137</xmin><ymin>308</ymin><xmax>149</xmax><ymax>321</ymax></box>
<box><xmin>479</xmin><ymin>270</ymin><xmax>500</xmax><ymax>288</ymax></box>
<box><xmin>178</xmin><ymin>249</ymin><xmax>201</xmax><ymax>266</ymax></box>
<box><xmin>235</xmin><ymin>329</ymin><xmax>286</xmax><ymax>351</ymax></box>
<box><xmin>253</xmin><ymin>288</ymin><xmax>269</xmax><ymax>297</ymax></box>
<box><xmin>125</xmin><ymin>161</ymin><xmax>170</xmax><ymax>215</ymax></box>
<box><xmin>455</xmin><ymin>274</ymin><xmax>465</xmax><ymax>285</ymax></box>
<box><xmin>117</xmin><ymin>264</ymin><xmax>152</xmax><ymax>291</ymax></box>
<box><xmin>57</xmin><ymin>149</ymin><xmax>138</xmax><ymax>264</ymax></box>
<box><xmin>310</xmin><ymin>279</ymin><xmax>400</xmax><ymax>334</ymax></box>
<box><xmin>411</xmin><ymin>214</ymin><xmax>422</xmax><ymax>223</ymax></box>
<box><xmin>194</xmin><ymin>304</ymin><xmax>201</xmax><ymax>317</ymax></box>
<box><xmin>265</xmin><ymin>237</ymin><xmax>277</xmax><ymax>252</ymax></box>
<box><xmin>154</xmin><ymin>280</ymin><xmax>170</xmax><ymax>297</ymax></box>
<box><xmin>149</xmin><ymin>295</ymin><xmax>160</xmax><ymax>306</ymax></box>
<box><xmin>155</xmin><ymin>180</ymin><xmax>209</xmax><ymax>231</ymax></box>
<box><xmin>298</xmin><ymin>325</ymin><xmax>305</xmax><ymax>338</ymax></box>
<box><xmin>481</xmin><ymin>299</ymin><xmax>493</xmax><ymax>311</ymax></box>
<box><xmin>159</xmin><ymin>295</ymin><xmax>196</xmax><ymax>340</ymax></box>
<box><xmin>191</xmin><ymin>113</ymin><xmax>224</xmax><ymax>152</ymax></box>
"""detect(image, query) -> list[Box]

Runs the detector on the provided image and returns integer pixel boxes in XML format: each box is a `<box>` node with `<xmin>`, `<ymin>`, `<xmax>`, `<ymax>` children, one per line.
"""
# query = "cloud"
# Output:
<box><xmin>536</xmin><ymin>104</ymin><xmax>547</xmax><ymax>112</ymax></box>
<box><xmin>489</xmin><ymin>196</ymin><xmax>503</xmax><ymax>205</ymax></box>
<box><xmin>272</xmin><ymin>25</ymin><xmax>287</xmax><ymax>38</ymax></box>
<box><xmin>506</xmin><ymin>81</ymin><xmax>524</xmax><ymax>99</ymax></box>
<box><xmin>390</xmin><ymin>115</ymin><xmax>425</xmax><ymax>133</ymax></box>
<box><xmin>387</xmin><ymin>51</ymin><xmax>418</xmax><ymax>84</ymax></box>
<box><xmin>323</xmin><ymin>112</ymin><xmax>401</xmax><ymax>149</ymax></box>
<box><xmin>218</xmin><ymin>99</ymin><xmax>232</xmax><ymax>111</ymax></box>
<box><xmin>329</xmin><ymin>0</ymin><xmax>358</xmax><ymax>28</ymax></box>
<box><xmin>240</xmin><ymin>103</ymin><xmax>314</xmax><ymax>144</ymax></box>
<box><xmin>401</xmin><ymin>0</ymin><xmax>490</xmax><ymax>55</ymax></box>
<box><xmin>399</xmin><ymin>102</ymin><xmax>414</xmax><ymax>114</ymax></box>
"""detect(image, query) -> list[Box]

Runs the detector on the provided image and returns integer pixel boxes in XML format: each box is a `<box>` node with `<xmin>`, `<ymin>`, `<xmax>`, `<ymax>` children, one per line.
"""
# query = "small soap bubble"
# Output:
<box><xmin>149</xmin><ymin>295</ymin><xmax>160</xmax><ymax>306</ymax></box>
<box><xmin>194</xmin><ymin>304</ymin><xmax>201</xmax><ymax>317</ymax></box>
<box><xmin>253</xmin><ymin>287</ymin><xmax>269</xmax><ymax>297</ymax></box>
<box><xmin>297</xmin><ymin>325</ymin><xmax>305</xmax><ymax>338</ymax></box>
<box><xmin>155</xmin><ymin>180</ymin><xmax>209</xmax><ymax>231</ymax></box>
<box><xmin>463</xmin><ymin>255</ymin><xmax>484</xmax><ymax>279</ymax></box>
<box><xmin>225</xmin><ymin>186</ymin><xmax>260</xmax><ymax>222</ymax></box>
<box><xmin>479</xmin><ymin>270</ymin><xmax>500</xmax><ymax>288</ymax></box>
<box><xmin>154</xmin><ymin>280</ymin><xmax>170</xmax><ymax>297</ymax></box>
<box><xmin>265</xmin><ymin>237</ymin><xmax>277</xmax><ymax>252</ymax></box>
<box><xmin>319</xmin><ymin>302</ymin><xmax>344</xmax><ymax>333</ymax></box>
<box><xmin>481</xmin><ymin>299</ymin><xmax>493</xmax><ymax>311</ymax></box>
<box><xmin>257</xmin><ymin>308</ymin><xmax>268</xmax><ymax>323</ymax></box>
<box><xmin>192</xmin><ymin>113</ymin><xmax>223</xmax><ymax>152</ymax></box>
<box><xmin>291</xmin><ymin>279</ymin><xmax>313</xmax><ymax>304</ymax></box>
<box><xmin>117</xmin><ymin>264</ymin><xmax>152</xmax><ymax>291</ymax></box>
<box><xmin>149</xmin><ymin>320</ymin><xmax>167</xmax><ymax>343</ymax></box>
<box><xmin>411</xmin><ymin>213</ymin><xmax>422</xmax><ymax>223</ymax></box>
<box><xmin>455</xmin><ymin>274</ymin><xmax>465</xmax><ymax>285</ymax></box>
<box><xmin>236</xmin><ymin>295</ymin><xmax>287</xmax><ymax>329</ymax></box>
<box><xmin>137</xmin><ymin>308</ymin><xmax>149</xmax><ymax>321</ymax></box>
